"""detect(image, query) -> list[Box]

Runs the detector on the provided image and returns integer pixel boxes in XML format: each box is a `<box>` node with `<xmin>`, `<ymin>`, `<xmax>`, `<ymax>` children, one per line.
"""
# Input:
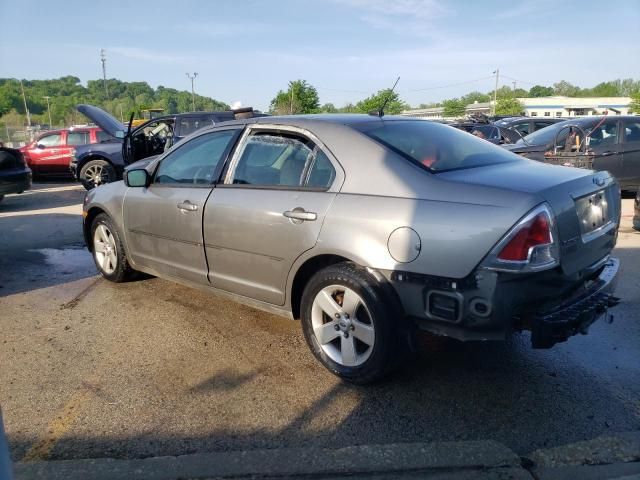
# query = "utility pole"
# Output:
<box><xmin>492</xmin><ymin>68</ymin><xmax>499</xmax><ymax>116</ymax></box>
<box><xmin>100</xmin><ymin>49</ymin><xmax>109</xmax><ymax>99</ymax></box>
<box><xmin>43</xmin><ymin>96</ymin><xmax>52</xmax><ymax>128</ymax></box>
<box><xmin>512</xmin><ymin>81</ymin><xmax>516</xmax><ymax>92</ymax></box>
<box><xmin>19</xmin><ymin>79</ymin><xmax>31</xmax><ymax>127</ymax></box>
<box><xmin>290</xmin><ymin>88</ymin><xmax>294</xmax><ymax>114</ymax></box>
<box><xmin>186</xmin><ymin>72</ymin><xmax>198</xmax><ymax>111</ymax></box>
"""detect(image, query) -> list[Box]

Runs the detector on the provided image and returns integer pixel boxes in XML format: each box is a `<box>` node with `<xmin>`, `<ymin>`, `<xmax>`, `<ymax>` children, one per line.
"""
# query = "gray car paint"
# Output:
<box><xmin>83</xmin><ymin>115</ymin><xmax>620</xmax><ymax>338</ymax></box>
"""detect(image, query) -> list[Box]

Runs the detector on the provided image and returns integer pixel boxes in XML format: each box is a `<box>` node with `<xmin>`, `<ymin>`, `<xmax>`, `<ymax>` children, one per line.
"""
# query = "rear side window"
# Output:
<box><xmin>357</xmin><ymin>121</ymin><xmax>520</xmax><ymax>172</ymax></box>
<box><xmin>232</xmin><ymin>133</ymin><xmax>312</xmax><ymax>187</ymax></box>
<box><xmin>179</xmin><ymin>117</ymin><xmax>214</xmax><ymax>136</ymax></box>
<box><xmin>67</xmin><ymin>131</ymin><xmax>90</xmax><ymax>146</ymax></box>
<box><xmin>96</xmin><ymin>130</ymin><xmax>112</xmax><ymax>142</ymax></box>
<box><xmin>623</xmin><ymin>121</ymin><xmax>640</xmax><ymax>143</ymax></box>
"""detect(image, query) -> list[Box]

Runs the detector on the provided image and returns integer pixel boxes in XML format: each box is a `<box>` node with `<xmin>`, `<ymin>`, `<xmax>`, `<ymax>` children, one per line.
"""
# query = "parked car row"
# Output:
<box><xmin>83</xmin><ymin>113</ymin><xmax>622</xmax><ymax>383</ymax></box>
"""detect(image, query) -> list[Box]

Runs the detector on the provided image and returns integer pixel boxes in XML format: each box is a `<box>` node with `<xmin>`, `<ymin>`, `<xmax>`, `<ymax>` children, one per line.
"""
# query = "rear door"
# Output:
<box><xmin>620</xmin><ymin>118</ymin><xmax>640</xmax><ymax>189</ymax></box>
<box><xmin>123</xmin><ymin>127</ymin><xmax>242</xmax><ymax>283</ymax></box>
<box><xmin>64</xmin><ymin>130</ymin><xmax>92</xmax><ymax>170</ymax></box>
<box><xmin>203</xmin><ymin>126</ymin><xmax>342</xmax><ymax>305</ymax></box>
<box><xmin>590</xmin><ymin>118</ymin><xmax>623</xmax><ymax>181</ymax></box>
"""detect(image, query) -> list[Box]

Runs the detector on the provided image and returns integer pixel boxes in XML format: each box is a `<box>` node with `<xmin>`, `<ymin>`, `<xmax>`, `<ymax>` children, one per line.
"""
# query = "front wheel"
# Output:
<box><xmin>300</xmin><ymin>263</ymin><xmax>401</xmax><ymax>384</ymax></box>
<box><xmin>80</xmin><ymin>159</ymin><xmax>116</xmax><ymax>190</ymax></box>
<box><xmin>91</xmin><ymin>213</ymin><xmax>137</xmax><ymax>282</ymax></box>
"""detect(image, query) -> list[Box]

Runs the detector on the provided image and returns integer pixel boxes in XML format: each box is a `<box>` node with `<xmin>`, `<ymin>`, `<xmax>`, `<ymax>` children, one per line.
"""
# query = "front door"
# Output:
<box><xmin>29</xmin><ymin>132</ymin><xmax>65</xmax><ymax>173</ymax></box>
<box><xmin>123</xmin><ymin>128</ymin><xmax>241</xmax><ymax>283</ymax></box>
<box><xmin>204</xmin><ymin>127</ymin><xmax>341</xmax><ymax>305</ymax></box>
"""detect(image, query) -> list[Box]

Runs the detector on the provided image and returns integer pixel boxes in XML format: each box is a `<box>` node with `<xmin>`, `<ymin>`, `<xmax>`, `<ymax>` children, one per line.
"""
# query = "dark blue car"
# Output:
<box><xmin>72</xmin><ymin>105</ymin><xmax>264</xmax><ymax>190</ymax></box>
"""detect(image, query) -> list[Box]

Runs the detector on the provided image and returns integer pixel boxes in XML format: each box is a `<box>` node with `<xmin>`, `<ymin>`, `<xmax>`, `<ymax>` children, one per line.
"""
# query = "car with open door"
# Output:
<box><xmin>71</xmin><ymin>104</ymin><xmax>265</xmax><ymax>190</ymax></box>
<box><xmin>504</xmin><ymin>116</ymin><xmax>640</xmax><ymax>191</ymax></box>
<box><xmin>83</xmin><ymin>114</ymin><xmax>621</xmax><ymax>384</ymax></box>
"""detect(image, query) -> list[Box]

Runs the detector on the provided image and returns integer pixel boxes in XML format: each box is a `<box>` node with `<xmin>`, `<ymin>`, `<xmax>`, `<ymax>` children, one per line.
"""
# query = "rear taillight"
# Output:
<box><xmin>483</xmin><ymin>204</ymin><xmax>559</xmax><ymax>273</ymax></box>
<box><xmin>497</xmin><ymin>213</ymin><xmax>551</xmax><ymax>261</ymax></box>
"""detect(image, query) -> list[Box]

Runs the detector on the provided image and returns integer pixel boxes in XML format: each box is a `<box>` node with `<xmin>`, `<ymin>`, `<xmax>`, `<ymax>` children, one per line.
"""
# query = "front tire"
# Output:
<box><xmin>91</xmin><ymin>213</ymin><xmax>137</xmax><ymax>282</ymax></box>
<box><xmin>80</xmin><ymin>159</ymin><xmax>116</xmax><ymax>190</ymax></box>
<box><xmin>300</xmin><ymin>263</ymin><xmax>401</xmax><ymax>384</ymax></box>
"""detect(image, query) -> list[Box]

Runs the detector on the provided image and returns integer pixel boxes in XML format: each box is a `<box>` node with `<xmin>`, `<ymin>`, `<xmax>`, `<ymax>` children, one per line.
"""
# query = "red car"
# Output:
<box><xmin>20</xmin><ymin>127</ymin><xmax>110</xmax><ymax>175</ymax></box>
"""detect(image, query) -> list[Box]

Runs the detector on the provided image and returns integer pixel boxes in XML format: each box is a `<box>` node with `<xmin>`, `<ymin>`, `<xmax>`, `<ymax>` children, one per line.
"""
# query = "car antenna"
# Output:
<box><xmin>369</xmin><ymin>76</ymin><xmax>400</xmax><ymax>117</ymax></box>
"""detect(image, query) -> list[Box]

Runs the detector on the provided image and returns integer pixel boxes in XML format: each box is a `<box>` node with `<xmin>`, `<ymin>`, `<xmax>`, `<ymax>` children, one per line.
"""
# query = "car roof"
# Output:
<box><xmin>202</xmin><ymin>113</ymin><xmax>421</xmax><ymax>130</ymax></box>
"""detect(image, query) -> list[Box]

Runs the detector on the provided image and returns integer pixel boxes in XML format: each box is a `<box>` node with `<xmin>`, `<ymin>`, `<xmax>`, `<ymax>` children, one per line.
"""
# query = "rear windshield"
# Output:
<box><xmin>356</xmin><ymin>120</ymin><xmax>520</xmax><ymax>172</ymax></box>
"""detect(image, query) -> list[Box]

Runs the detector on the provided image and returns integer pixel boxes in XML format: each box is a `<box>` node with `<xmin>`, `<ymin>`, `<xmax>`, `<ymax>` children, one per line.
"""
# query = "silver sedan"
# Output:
<box><xmin>82</xmin><ymin>113</ymin><xmax>621</xmax><ymax>383</ymax></box>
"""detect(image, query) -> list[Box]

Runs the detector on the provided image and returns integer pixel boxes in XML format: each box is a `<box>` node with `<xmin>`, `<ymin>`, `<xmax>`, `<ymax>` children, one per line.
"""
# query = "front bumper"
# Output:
<box><xmin>530</xmin><ymin>258</ymin><xmax>619</xmax><ymax>348</ymax></box>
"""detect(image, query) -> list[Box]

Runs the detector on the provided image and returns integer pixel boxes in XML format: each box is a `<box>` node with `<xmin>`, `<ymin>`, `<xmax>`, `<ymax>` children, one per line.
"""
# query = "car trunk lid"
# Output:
<box><xmin>438</xmin><ymin>159</ymin><xmax>620</xmax><ymax>276</ymax></box>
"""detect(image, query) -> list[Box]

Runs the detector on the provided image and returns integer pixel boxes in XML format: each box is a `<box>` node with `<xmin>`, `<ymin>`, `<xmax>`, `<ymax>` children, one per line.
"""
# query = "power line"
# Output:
<box><xmin>407</xmin><ymin>76</ymin><xmax>495</xmax><ymax>92</ymax></box>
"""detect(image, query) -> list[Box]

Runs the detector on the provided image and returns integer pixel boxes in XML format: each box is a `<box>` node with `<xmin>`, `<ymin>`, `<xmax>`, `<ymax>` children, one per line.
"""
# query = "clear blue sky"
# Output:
<box><xmin>1</xmin><ymin>0</ymin><xmax>639</xmax><ymax>110</ymax></box>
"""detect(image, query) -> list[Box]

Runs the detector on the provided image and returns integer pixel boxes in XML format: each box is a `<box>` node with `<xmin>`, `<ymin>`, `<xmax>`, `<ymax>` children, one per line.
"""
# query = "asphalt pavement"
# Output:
<box><xmin>0</xmin><ymin>182</ymin><xmax>639</xmax><ymax>476</ymax></box>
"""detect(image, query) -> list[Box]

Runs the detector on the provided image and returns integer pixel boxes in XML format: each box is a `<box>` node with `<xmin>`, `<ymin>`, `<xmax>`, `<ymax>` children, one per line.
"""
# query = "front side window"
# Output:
<box><xmin>37</xmin><ymin>134</ymin><xmax>62</xmax><ymax>147</ymax></box>
<box><xmin>67</xmin><ymin>131</ymin><xmax>90</xmax><ymax>146</ymax></box>
<box><xmin>154</xmin><ymin>130</ymin><xmax>238</xmax><ymax>185</ymax></box>
<box><xmin>357</xmin><ymin>120</ymin><xmax>520</xmax><ymax>173</ymax></box>
<box><xmin>588</xmin><ymin>121</ymin><xmax>619</xmax><ymax>147</ymax></box>
<box><xmin>512</xmin><ymin>122</ymin><xmax>530</xmax><ymax>136</ymax></box>
<box><xmin>231</xmin><ymin>133</ymin><xmax>314</xmax><ymax>187</ymax></box>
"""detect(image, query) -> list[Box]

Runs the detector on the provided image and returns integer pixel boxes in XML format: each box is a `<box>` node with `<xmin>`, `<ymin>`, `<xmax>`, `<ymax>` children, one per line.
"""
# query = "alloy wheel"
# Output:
<box><xmin>85</xmin><ymin>164</ymin><xmax>107</xmax><ymax>187</ymax></box>
<box><xmin>311</xmin><ymin>285</ymin><xmax>375</xmax><ymax>367</ymax></box>
<box><xmin>93</xmin><ymin>224</ymin><xmax>118</xmax><ymax>274</ymax></box>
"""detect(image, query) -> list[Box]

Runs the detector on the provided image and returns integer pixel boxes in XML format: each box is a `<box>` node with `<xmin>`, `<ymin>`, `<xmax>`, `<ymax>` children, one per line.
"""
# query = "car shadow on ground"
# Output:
<box><xmin>0</xmin><ymin>213</ymin><xmax>96</xmax><ymax>297</ymax></box>
<box><xmin>0</xmin><ymin>185</ymin><xmax>85</xmax><ymax>214</ymax></box>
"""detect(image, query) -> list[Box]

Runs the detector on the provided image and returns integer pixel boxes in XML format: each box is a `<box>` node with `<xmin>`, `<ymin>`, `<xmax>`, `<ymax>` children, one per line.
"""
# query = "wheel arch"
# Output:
<box><xmin>288</xmin><ymin>253</ymin><xmax>354</xmax><ymax>320</ymax></box>
<box><xmin>83</xmin><ymin>206</ymin><xmax>107</xmax><ymax>252</ymax></box>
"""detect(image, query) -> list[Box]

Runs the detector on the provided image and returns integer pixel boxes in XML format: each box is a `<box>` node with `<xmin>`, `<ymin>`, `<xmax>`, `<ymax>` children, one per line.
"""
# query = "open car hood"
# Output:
<box><xmin>76</xmin><ymin>104</ymin><xmax>126</xmax><ymax>138</ymax></box>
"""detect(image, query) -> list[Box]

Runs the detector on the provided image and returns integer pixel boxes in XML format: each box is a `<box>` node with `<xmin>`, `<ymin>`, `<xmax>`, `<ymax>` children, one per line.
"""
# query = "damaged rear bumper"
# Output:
<box><xmin>530</xmin><ymin>257</ymin><xmax>620</xmax><ymax>348</ymax></box>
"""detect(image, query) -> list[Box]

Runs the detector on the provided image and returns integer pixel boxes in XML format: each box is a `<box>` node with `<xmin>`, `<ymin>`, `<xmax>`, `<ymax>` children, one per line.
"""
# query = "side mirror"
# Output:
<box><xmin>125</xmin><ymin>169</ymin><xmax>150</xmax><ymax>188</ymax></box>
<box><xmin>36</xmin><ymin>143</ymin><xmax>46</xmax><ymax>149</ymax></box>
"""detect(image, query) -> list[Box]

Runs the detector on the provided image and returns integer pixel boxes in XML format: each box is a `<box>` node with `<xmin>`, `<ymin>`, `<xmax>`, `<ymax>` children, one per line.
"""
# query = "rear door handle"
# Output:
<box><xmin>177</xmin><ymin>201</ymin><xmax>198</xmax><ymax>212</ymax></box>
<box><xmin>283</xmin><ymin>209</ymin><xmax>317</xmax><ymax>221</ymax></box>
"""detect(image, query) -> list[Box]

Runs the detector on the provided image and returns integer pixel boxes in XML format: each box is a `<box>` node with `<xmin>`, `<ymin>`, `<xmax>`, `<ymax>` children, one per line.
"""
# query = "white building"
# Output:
<box><xmin>401</xmin><ymin>96</ymin><xmax>634</xmax><ymax>120</ymax></box>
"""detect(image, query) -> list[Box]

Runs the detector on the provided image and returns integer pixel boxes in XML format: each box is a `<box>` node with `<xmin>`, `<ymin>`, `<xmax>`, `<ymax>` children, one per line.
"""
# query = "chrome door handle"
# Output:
<box><xmin>601</xmin><ymin>151</ymin><xmax>618</xmax><ymax>157</ymax></box>
<box><xmin>177</xmin><ymin>201</ymin><xmax>198</xmax><ymax>212</ymax></box>
<box><xmin>283</xmin><ymin>209</ymin><xmax>317</xmax><ymax>221</ymax></box>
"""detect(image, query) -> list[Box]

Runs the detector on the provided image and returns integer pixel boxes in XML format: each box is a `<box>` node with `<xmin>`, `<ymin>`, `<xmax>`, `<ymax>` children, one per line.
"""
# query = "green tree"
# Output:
<box><xmin>269</xmin><ymin>80</ymin><xmax>320</xmax><ymax>115</ymax></box>
<box><xmin>353</xmin><ymin>88</ymin><xmax>408</xmax><ymax>115</ymax></box>
<box><xmin>460</xmin><ymin>91</ymin><xmax>490</xmax><ymax>104</ymax></box>
<box><xmin>629</xmin><ymin>92</ymin><xmax>640</xmax><ymax>114</ymax></box>
<box><xmin>442</xmin><ymin>98</ymin><xmax>466</xmax><ymax>117</ymax></box>
<box><xmin>553</xmin><ymin>80</ymin><xmax>580</xmax><ymax>97</ymax></box>
<box><xmin>320</xmin><ymin>103</ymin><xmax>338</xmax><ymax>113</ymax></box>
<box><xmin>495</xmin><ymin>97</ymin><xmax>524</xmax><ymax>116</ymax></box>
<box><xmin>529</xmin><ymin>85</ymin><xmax>554</xmax><ymax>97</ymax></box>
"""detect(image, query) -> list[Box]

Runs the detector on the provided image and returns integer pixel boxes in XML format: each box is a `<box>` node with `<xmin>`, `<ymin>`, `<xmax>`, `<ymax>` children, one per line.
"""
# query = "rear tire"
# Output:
<box><xmin>91</xmin><ymin>213</ymin><xmax>137</xmax><ymax>282</ymax></box>
<box><xmin>80</xmin><ymin>159</ymin><xmax>116</xmax><ymax>190</ymax></box>
<box><xmin>300</xmin><ymin>262</ymin><xmax>402</xmax><ymax>384</ymax></box>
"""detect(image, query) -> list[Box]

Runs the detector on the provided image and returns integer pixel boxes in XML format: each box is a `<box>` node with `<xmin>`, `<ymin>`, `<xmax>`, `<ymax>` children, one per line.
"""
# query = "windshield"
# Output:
<box><xmin>356</xmin><ymin>120</ymin><xmax>521</xmax><ymax>172</ymax></box>
<box><xmin>517</xmin><ymin>119</ymin><xmax>594</xmax><ymax>146</ymax></box>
